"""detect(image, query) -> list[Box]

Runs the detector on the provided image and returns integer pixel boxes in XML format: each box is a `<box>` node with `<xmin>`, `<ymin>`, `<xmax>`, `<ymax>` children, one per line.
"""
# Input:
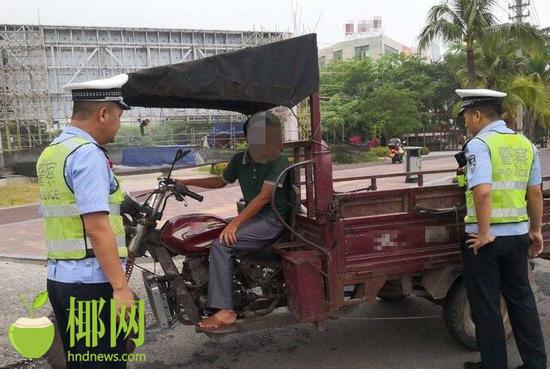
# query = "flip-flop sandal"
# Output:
<box><xmin>198</xmin><ymin>315</ymin><xmax>239</xmax><ymax>334</ymax></box>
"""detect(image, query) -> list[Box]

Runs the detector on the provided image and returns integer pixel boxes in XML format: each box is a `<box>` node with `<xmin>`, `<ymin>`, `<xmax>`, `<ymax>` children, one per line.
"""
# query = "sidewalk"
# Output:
<box><xmin>0</xmin><ymin>154</ymin><xmax>463</xmax><ymax>260</ymax></box>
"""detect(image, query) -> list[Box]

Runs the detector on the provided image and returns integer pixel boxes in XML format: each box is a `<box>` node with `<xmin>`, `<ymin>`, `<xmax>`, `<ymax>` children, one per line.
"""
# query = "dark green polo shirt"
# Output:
<box><xmin>222</xmin><ymin>150</ymin><xmax>289</xmax><ymax>219</ymax></box>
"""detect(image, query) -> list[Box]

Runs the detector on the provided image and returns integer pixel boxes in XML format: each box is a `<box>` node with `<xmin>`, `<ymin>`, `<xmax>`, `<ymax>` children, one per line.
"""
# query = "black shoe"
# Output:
<box><xmin>463</xmin><ymin>362</ymin><xmax>483</xmax><ymax>369</ymax></box>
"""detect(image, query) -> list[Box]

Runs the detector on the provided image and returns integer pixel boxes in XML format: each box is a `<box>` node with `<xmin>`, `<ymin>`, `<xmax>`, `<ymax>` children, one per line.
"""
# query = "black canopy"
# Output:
<box><xmin>122</xmin><ymin>34</ymin><xmax>319</xmax><ymax>115</ymax></box>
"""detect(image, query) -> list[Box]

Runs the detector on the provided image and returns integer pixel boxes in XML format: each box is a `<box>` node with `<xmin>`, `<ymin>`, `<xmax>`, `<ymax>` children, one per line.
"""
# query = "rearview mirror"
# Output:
<box><xmin>166</xmin><ymin>149</ymin><xmax>191</xmax><ymax>179</ymax></box>
<box><xmin>174</xmin><ymin>149</ymin><xmax>188</xmax><ymax>162</ymax></box>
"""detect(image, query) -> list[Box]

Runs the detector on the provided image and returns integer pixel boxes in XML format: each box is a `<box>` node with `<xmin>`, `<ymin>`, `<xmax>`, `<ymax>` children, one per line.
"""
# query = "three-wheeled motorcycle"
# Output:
<box><xmin>47</xmin><ymin>35</ymin><xmax>550</xmax><ymax>368</ymax></box>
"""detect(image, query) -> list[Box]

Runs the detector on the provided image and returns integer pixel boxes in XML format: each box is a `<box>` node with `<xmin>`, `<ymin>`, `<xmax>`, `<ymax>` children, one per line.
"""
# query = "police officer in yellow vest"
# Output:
<box><xmin>455</xmin><ymin>89</ymin><xmax>546</xmax><ymax>369</ymax></box>
<box><xmin>37</xmin><ymin>74</ymin><xmax>133</xmax><ymax>368</ymax></box>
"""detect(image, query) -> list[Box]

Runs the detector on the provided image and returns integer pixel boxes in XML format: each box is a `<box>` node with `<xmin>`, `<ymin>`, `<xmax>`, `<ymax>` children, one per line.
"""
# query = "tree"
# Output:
<box><xmin>359</xmin><ymin>86</ymin><xmax>421</xmax><ymax>140</ymax></box>
<box><xmin>418</xmin><ymin>0</ymin><xmax>543</xmax><ymax>88</ymax></box>
<box><xmin>319</xmin><ymin>54</ymin><xmax>458</xmax><ymax>142</ymax></box>
<box><xmin>508</xmin><ymin>77</ymin><xmax>550</xmax><ymax>138</ymax></box>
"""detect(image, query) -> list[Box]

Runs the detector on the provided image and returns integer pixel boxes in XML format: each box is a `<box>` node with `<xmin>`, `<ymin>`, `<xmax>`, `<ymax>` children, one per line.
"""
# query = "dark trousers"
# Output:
<box><xmin>47</xmin><ymin>279</ymin><xmax>127</xmax><ymax>369</ymax></box>
<box><xmin>207</xmin><ymin>214</ymin><xmax>284</xmax><ymax>309</ymax></box>
<box><xmin>461</xmin><ymin>233</ymin><xmax>546</xmax><ymax>369</ymax></box>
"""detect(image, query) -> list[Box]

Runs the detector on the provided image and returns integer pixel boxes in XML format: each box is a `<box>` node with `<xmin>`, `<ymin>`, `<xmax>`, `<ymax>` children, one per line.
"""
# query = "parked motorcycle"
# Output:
<box><xmin>122</xmin><ymin>149</ymin><xmax>286</xmax><ymax>329</ymax></box>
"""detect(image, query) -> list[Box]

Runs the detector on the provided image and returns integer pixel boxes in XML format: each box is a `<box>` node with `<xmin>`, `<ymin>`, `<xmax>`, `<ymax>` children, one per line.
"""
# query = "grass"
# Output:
<box><xmin>0</xmin><ymin>183</ymin><xmax>40</xmax><ymax>207</ymax></box>
<box><xmin>196</xmin><ymin>165</ymin><xmax>211</xmax><ymax>174</ymax></box>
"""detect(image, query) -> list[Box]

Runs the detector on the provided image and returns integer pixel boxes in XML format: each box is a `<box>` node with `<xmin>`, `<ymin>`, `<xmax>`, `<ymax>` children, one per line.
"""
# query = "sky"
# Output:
<box><xmin>1</xmin><ymin>0</ymin><xmax>549</xmax><ymax>49</ymax></box>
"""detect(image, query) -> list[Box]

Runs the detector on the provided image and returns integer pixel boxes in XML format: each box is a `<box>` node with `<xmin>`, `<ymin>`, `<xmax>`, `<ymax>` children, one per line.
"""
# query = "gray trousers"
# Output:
<box><xmin>207</xmin><ymin>214</ymin><xmax>284</xmax><ymax>309</ymax></box>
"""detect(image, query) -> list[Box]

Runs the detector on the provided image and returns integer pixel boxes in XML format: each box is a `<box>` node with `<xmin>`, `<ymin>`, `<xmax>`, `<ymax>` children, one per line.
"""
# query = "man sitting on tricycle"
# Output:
<box><xmin>176</xmin><ymin>111</ymin><xmax>290</xmax><ymax>331</ymax></box>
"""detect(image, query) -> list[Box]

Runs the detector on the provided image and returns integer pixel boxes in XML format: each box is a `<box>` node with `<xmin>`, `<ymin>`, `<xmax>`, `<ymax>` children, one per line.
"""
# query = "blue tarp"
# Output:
<box><xmin>212</xmin><ymin>122</ymin><xmax>244</xmax><ymax>135</ymax></box>
<box><xmin>121</xmin><ymin>146</ymin><xmax>204</xmax><ymax>167</ymax></box>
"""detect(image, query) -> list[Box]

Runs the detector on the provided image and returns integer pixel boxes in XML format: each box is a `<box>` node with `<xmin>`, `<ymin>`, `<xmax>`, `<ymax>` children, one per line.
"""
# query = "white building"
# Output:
<box><xmin>318</xmin><ymin>35</ymin><xmax>408</xmax><ymax>65</ymax></box>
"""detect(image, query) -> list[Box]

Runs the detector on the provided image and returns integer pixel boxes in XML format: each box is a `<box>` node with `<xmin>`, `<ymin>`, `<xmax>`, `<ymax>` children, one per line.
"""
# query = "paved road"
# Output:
<box><xmin>3</xmin><ymin>258</ymin><xmax>550</xmax><ymax>369</ymax></box>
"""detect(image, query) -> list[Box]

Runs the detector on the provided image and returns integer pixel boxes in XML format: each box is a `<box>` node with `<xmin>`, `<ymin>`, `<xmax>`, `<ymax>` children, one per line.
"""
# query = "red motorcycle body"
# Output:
<box><xmin>160</xmin><ymin>214</ymin><xmax>228</xmax><ymax>255</ymax></box>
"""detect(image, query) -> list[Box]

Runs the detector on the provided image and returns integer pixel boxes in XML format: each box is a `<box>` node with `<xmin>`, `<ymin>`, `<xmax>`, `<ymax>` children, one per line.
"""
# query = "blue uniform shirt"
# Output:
<box><xmin>464</xmin><ymin>120</ymin><xmax>541</xmax><ymax>236</ymax></box>
<box><xmin>46</xmin><ymin>126</ymin><xmax>125</xmax><ymax>283</ymax></box>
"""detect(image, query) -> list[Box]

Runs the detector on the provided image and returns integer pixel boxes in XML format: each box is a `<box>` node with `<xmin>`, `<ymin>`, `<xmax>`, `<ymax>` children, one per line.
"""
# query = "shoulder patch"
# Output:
<box><xmin>467</xmin><ymin>155</ymin><xmax>476</xmax><ymax>173</ymax></box>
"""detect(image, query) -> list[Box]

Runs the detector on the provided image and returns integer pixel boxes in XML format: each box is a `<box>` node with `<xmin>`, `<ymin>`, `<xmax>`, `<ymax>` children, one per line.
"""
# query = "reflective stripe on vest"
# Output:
<box><xmin>46</xmin><ymin>236</ymin><xmax>128</xmax><ymax>258</ymax></box>
<box><xmin>491</xmin><ymin>181</ymin><xmax>529</xmax><ymax>190</ymax></box>
<box><xmin>40</xmin><ymin>203</ymin><xmax>121</xmax><ymax>217</ymax></box>
<box><xmin>466</xmin><ymin>207</ymin><xmax>528</xmax><ymax>218</ymax></box>
<box><xmin>37</xmin><ymin>136</ymin><xmax>127</xmax><ymax>260</ymax></box>
<box><xmin>464</xmin><ymin>130</ymin><xmax>534</xmax><ymax>225</ymax></box>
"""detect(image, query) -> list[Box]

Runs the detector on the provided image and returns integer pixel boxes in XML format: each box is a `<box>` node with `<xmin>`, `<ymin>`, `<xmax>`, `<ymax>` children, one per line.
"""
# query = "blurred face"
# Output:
<box><xmin>246</xmin><ymin>115</ymin><xmax>283</xmax><ymax>164</ymax></box>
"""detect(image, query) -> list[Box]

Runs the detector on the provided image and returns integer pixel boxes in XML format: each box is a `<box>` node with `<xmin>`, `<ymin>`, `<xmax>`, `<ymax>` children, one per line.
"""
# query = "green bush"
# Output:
<box><xmin>360</xmin><ymin>151</ymin><xmax>379</xmax><ymax>162</ymax></box>
<box><xmin>332</xmin><ymin>151</ymin><xmax>355</xmax><ymax>164</ymax></box>
<box><xmin>209</xmin><ymin>162</ymin><xmax>228</xmax><ymax>175</ymax></box>
<box><xmin>332</xmin><ymin>150</ymin><xmax>380</xmax><ymax>164</ymax></box>
<box><xmin>235</xmin><ymin>141</ymin><xmax>248</xmax><ymax>151</ymax></box>
<box><xmin>370</xmin><ymin>146</ymin><xmax>390</xmax><ymax>157</ymax></box>
<box><xmin>420</xmin><ymin>147</ymin><xmax>430</xmax><ymax>156</ymax></box>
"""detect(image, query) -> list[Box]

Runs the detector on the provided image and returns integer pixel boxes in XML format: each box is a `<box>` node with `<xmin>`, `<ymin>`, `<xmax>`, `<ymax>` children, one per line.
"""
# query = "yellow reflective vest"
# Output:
<box><xmin>463</xmin><ymin>130</ymin><xmax>534</xmax><ymax>225</ymax></box>
<box><xmin>37</xmin><ymin>136</ymin><xmax>127</xmax><ymax>260</ymax></box>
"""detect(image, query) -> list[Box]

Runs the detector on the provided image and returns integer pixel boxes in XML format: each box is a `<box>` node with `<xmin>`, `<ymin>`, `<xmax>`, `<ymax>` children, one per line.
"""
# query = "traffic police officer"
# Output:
<box><xmin>455</xmin><ymin>89</ymin><xmax>546</xmax><ymax>369</ymax></box>
<box><xmin>37</xmin><ymin>74</ymin><xmax>134</xmax><ymax>368</ymax></box>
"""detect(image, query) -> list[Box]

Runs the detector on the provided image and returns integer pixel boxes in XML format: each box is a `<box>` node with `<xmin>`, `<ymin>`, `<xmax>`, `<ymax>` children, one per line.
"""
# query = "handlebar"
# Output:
<box><xmin>175</xmin><ymin>184</ymin><xmax>204</xmax><ymax>202</ymax></box>
<box><xmin>126</xmin><ymin>177</ymin><xmax>203</xmax><ymax>256</ymax></box>
<box><xmin>158</xmin><ymin>177</ymin><xmax>204</xmax><ymax>203</ymax></box>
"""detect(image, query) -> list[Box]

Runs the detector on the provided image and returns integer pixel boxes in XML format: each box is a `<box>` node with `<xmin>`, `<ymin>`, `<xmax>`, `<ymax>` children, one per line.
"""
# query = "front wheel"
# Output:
<box><xmin>442</xmin><ymin>280</ymin><xmax>512</xmax><ymax>350</ymax></box>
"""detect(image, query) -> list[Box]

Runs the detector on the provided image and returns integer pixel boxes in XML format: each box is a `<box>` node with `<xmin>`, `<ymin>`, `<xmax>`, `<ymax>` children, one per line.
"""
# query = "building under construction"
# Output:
<box><xmin>0</xmin><ymin>24</ymin><xmax>285</xmax><ymax>152</ymax></box>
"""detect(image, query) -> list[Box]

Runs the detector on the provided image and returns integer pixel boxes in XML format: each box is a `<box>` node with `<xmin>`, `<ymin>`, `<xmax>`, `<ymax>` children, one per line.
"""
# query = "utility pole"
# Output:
<box><xmin>509</xmin><ymin>0</ymin><xmax>530</xmax><ymax>23</ymax></box>
<box><xmin>509</xmin><ymin>0</ymin><xmax>531</xmax><ymax>134</ymax></box>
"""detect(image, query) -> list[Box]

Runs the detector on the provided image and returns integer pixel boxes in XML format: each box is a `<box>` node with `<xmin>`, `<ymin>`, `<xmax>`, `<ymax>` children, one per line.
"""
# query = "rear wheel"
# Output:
<box><xmin>442</xmin><ymin>280</ymin><xmax>511</xmax><ymax>350</ymax></box>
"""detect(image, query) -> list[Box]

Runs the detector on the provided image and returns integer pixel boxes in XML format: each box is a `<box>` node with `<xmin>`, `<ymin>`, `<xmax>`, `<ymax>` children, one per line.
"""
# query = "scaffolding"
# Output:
<box><xmin>1</xmin><ymin>25</ymin><xmax>52</xmax><ymax>151</ymax></box>
<box><xmin>0</xmin><ymin>24</ymin><xmax>287</xmax><ymax>152</ymax></box>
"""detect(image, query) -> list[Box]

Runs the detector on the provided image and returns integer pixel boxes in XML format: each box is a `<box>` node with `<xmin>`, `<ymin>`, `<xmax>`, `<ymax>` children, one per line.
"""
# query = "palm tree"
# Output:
<box><xmin>418</xmin><ymin>0</ymin><xmax>543</xmax><ymax>88</ymax></box>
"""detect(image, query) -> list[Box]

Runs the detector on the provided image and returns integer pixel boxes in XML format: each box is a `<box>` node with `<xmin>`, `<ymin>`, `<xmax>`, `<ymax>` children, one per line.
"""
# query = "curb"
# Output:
<box><xmin>0</xmin><ymin>203</ymin><xmax>40</xmax><ymax>210</ymax></box>
<box><xmin>0</xmin><ymin>253</ymin><xmax>46</xmax><ymax>264</ymax></box>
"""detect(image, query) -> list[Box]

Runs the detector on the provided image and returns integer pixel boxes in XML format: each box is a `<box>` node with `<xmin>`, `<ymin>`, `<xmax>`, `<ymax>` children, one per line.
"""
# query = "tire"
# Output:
<box><xmin>442</xmin><ymin>280</ymin><xmax>512</xmax><ymax>350</ymax></box>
